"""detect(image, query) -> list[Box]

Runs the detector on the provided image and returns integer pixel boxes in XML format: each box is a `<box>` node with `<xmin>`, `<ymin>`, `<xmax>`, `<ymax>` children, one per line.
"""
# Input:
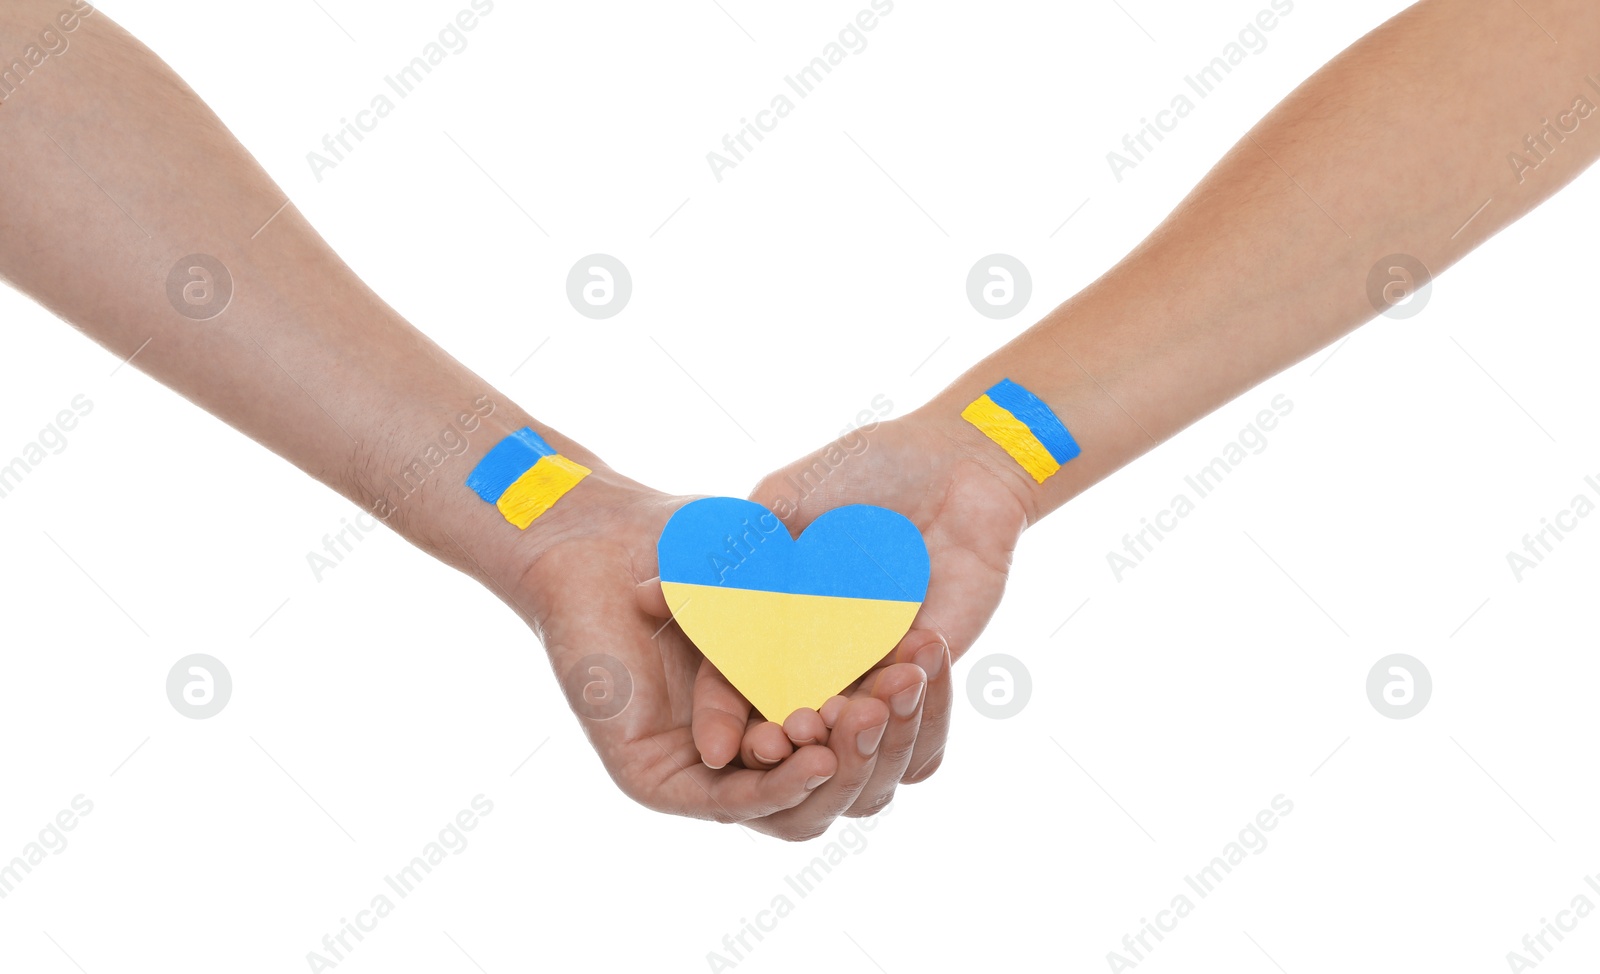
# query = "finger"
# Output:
<box><xmin>746</xmin><ymin>696</ymin><xmax>890</xmax><ymax>841</ymax></box>
<box><xmin>750</xmin><ymin>472</ymin><xmax>820</xmax><ymax>534</ymax></box>
<box><xmin>900</xmin><ymin>631</ymin><xmax>953</xmax><ymax>783</ymax></box>
<box><xmin>740</xmin><ymin>718</ymin><xmax>794</xmax><ymax>769</ymax></box>
<box><xmin>818</xmin><ymin>695</ymin><xmax>849</xmax><ymax>729</ymax></box>
<box><xmin>845</xmin><ymin>661</ymin><xmax>928</xmax><ymax>817</ymax></box>
<box><xmin>634</xmin><ymin>576</ymin><xmax>672</xmax><ymax>618</ymax></box>
<box><xmin>692</xmin><ymin>657</ymin><xmax>752</xmax><ymax>770</ymax></box>
<box><xmin>689</xmin><ymin>744</ymin><xmax>839</xmax><ymax>823</ymax></box>
<box><xmin>782</xmin><ymin>707</ymin><xmax>828</xmax><ymax>747</ymax></box>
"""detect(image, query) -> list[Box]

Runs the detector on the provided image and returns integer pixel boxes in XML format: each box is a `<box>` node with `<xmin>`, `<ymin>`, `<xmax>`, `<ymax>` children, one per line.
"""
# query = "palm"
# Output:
<box><xmin>753</xmin><ymin>417</ymin><xmax>1027</xmax><ymax>666</ymax></box>
<box><xmin>514</xmin><ymin>490</ymin><xmax>833</xmax><ymax>825</ymax></box>
<box><xmin>683</xmin><ymin>415</ymin><xmax>1035</xmax><ymax>791</ymax></box>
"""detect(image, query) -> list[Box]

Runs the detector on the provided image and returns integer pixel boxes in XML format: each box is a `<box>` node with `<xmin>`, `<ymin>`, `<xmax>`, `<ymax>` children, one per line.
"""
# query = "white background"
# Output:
<box><xmin>2</xmin><ymin>0</ymin><xmax>1598</xmax><ymax>971</ymax></box>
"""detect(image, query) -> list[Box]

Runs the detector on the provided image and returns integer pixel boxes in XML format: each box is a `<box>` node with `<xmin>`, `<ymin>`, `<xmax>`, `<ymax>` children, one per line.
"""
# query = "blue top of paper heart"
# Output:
<box><xmin>658</xmin><ymin>498</ymin><xmax>930</xmax><ymax>603</ymax></box>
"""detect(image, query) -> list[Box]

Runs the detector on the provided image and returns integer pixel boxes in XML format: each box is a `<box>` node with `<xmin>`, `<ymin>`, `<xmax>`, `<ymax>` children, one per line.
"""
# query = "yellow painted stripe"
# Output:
<box><xmin>961</xmin><ymin>394</ymin><xmax>1061</xmax><ymax>484</ymax></box>
<box><xmin>495</xmin><ymin>454</ymin><xmax>591</xmax><ymax>529</ymax></box>
<box><xmin>660</xmin><ymin>581</ymin><xmax>920</xmax><ymax>723</ymax></box>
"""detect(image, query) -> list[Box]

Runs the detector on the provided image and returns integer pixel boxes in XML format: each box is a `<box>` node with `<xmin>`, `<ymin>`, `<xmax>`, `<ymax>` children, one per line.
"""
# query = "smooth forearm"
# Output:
<box><xmin>0</xmin><ymin>5</ymin><xmax>617</xmax><ymax>589</ymax></box>
<box><xmin>920</xmin><ymin>0</ymin><xmax>1600</xmax><ymax>521</ymax></box>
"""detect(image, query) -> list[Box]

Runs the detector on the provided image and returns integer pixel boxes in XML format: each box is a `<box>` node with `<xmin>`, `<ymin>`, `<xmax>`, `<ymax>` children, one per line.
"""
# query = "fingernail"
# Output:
<box><xmin>805</xmin><ymin>775</ymin><xmax>832</xmax><ymax>790</ymax></box>
<box><xmin>890</xmin><ymin>683</ymin><xmax>924</xmax><ymax>718</ymax></box>
<box><xmin>857</xmin><ymin>721</ymin><xmax>887</xmax><ymax>756</ymax></box>
<box><xmin>913</xmin><ymin>639</ymin><xmax>946</xmax><ymax>680</ymax></box>
<box><xmin>753</xmin><ymin>749</ymin><xmax>784</xmax><ymax>765</ymax></box>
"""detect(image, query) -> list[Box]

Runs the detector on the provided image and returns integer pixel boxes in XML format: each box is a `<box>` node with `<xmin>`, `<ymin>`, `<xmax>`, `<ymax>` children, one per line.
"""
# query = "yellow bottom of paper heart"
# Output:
<box><xmin>661</xmin><ymin>581</ymin><xmax>921</xmax><ymax>724</ymax></box>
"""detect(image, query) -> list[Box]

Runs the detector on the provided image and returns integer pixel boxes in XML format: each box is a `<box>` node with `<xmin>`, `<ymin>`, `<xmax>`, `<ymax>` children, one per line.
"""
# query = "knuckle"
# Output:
<box><xmin>880</xmin><ymin>736</ymin><xmax>917</xmax><ymax>765</ymax></box>
<box><xmin>782</xmin><ymin>823</ymin><xmax>831</xmax><ymax>843</ymax></box>
<box><xmin>845</xmin><ymin>792</ymin><xmax>895</xmax><ymax>819</ymax></box>
<box><xmin>752</xmin><ymin>473</ymin><xmax>789</xmax><ymax>508</ymax></box>
<box><xmin>904</xmin><ymin>748</ymin><xmax>946</xmax><ymax>783</ymax></box>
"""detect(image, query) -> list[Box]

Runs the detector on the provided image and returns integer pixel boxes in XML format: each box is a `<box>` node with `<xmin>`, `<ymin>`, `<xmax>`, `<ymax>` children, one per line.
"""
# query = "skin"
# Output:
<box><xmin>689</xmin><ymin>0</ymin><xmax>1600</xmax><ymax>813</ymax></box>
<box><xmin>0</xmin><ymin>2</ymin><xmax>902</xmax><ymax>840</ymax></box>
<box><xmin>3</xmin><ymin>0</ymin><xmax>1597</xmax><ymax>837</ymax></box>
<box><xmin>653</xmin><ymin>418</ymin><xmax>1023</xmax><ymax>804</ymax></box>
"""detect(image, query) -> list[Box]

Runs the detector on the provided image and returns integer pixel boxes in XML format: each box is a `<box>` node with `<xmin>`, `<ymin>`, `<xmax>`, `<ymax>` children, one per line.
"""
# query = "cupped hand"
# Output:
<box><xmin>503</xmin><ymin>473</ymin><xmax>921</xmax><ymax>840</ymax></box>
<box><xmin>686</xmin><ymin>412</ymin><xmax>1032</xmax><ymax>817</ymax></box>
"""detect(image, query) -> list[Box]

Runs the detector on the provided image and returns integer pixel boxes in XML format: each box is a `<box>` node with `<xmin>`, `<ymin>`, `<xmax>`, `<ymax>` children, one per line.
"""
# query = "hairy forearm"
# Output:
<box><xmin>923</xmin><ymin>0</ymin><xmax>1600</xmax><ymax>518</ymax></box>
<box><xmin>0</xmin><ymin>4</ymin><xmax>610</xmax><ymax>588</ymax></box>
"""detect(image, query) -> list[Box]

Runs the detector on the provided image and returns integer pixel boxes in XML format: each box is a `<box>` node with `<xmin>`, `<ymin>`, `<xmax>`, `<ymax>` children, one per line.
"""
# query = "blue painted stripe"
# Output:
<box><xmin>985</xmin><ymin>378</ymin><xmax>1080</xmax><ymax>465</ymax></box>
<box><xmin>466</xmin><ymin>426</ymin><xmax>558</xmax><ymax>504</ymax></box>
<box><xmin>658</xmin><ymin>498</ymin><xmax>931</xmax><ymax>603</ymax></box>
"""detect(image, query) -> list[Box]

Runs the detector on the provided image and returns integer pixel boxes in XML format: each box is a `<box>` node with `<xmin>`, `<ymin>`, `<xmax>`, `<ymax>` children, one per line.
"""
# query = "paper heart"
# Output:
<box><xmin>657</xmin><ymin>498</ymin><xmax>931</xmax><ymax>724</ymax></box>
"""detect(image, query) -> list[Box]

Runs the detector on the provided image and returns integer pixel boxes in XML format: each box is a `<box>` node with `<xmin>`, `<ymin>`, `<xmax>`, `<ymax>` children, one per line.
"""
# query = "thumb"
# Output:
<box><xmin>633</xmin><ymin>576</ymin><xmax>671</xmax><ymax>618</ymax></box>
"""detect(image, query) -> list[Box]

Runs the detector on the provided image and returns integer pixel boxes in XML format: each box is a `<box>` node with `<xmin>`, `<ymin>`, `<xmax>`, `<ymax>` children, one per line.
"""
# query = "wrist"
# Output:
<box><xmin>908</xmin><ymin>397</ymin><xmax>1045</xmax><ymax>528</ymax></box>
<box><xmin>342</xmin><ymin>395</ymin><xmax>643</xmax><ymax>598</ymax></box>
